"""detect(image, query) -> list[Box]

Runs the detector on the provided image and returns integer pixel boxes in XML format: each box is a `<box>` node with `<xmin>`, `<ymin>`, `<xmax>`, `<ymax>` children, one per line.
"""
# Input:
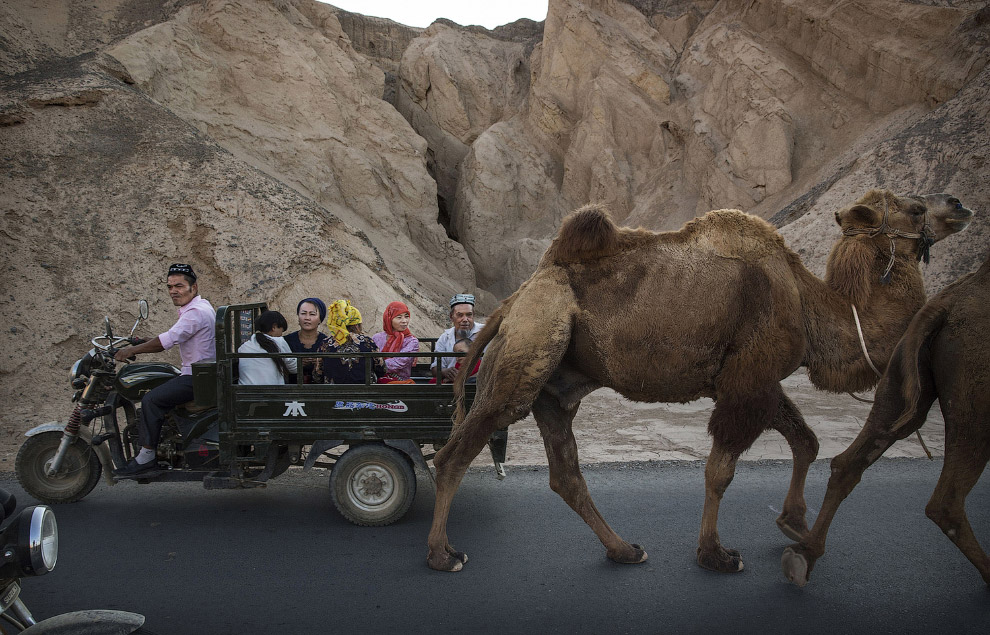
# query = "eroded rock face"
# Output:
<box><xmin>1</xmin><ymin>0</ymin><xmax>989</xmax><ymax>440</ymax></box>
<box><xmin>106</xmin><ymin>0</ymin><xmax>475</xmax><ymax>304</ymax></box>
<box><xmin>0</xmin><ymin>0</ymin><xmax>200</xmax><ymax>74</ymax></box>
<box><xmin>395</xmin><ymin>20</ymin><xmax>538</xmax><ymax>238</ymax></box>
<box><xmin>398</xmin><ymin>0</ymin><xmax>989</xmax><ymax>297</ymax></box>
<box><xmin>0</xmin><ymin>56</ymin><xmax>450</xmax><ymax>433</ymax></box>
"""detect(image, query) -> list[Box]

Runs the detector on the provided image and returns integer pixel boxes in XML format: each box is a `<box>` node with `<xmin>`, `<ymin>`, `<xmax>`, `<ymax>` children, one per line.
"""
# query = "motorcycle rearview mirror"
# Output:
<box><xmin>104</xmin><ymin>316</ymin><xmax>113</xmax><ymax>339</ymax></box>
<box><xmin>130</xmin><ymin>299</ymin><xmax>149</xmax><ymax>337</ymax></box>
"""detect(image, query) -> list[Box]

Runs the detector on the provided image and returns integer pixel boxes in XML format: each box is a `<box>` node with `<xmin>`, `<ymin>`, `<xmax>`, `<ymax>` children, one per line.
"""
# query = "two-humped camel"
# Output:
<box><xmin>428</xmin><ymin>190</ymin><xmax>973</xmax><ymax>573</ymax></box>
<box><xmin>783</xmin><ymin>249</ymin><xmax>989</xmax><ymax>586</ymax></box>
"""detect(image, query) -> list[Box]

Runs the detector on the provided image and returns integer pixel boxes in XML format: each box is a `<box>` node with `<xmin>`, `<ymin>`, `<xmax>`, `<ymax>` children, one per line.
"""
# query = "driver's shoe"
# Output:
<box><xmin>114</xmin><ymin>458</ymin><xmax>159</xmax><ymax>476</ymax></box>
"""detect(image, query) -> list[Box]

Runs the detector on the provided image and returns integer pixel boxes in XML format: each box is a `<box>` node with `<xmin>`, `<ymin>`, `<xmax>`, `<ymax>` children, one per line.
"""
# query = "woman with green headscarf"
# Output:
<box><xmin>313</xmin><ymin>300</ymin><xmax>385</xmax><ymax>384</ymax></box>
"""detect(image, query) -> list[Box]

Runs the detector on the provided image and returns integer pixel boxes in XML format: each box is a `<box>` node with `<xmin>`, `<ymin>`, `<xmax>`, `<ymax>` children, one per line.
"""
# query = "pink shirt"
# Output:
<box><xmin>158</xmin><ymin>295</ymin><xmax>216</xmax><ymax>375</ymax></box>
<box><xmin>371</xmin><ymin>331</ymin><xmax>419</xmax><ymax>379</ymax></box>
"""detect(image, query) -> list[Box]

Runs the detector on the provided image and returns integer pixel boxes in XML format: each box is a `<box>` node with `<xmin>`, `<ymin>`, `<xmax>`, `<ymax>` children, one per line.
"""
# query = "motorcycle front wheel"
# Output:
<box><xmin>15</xmin><ymin>431</ymin><xmax>102</xmax><ymax>504</ymax></box>
<box><xmin>2</xmin><ymin>611</ymin><xmax>26</xmax><ymax>633</ymax></box>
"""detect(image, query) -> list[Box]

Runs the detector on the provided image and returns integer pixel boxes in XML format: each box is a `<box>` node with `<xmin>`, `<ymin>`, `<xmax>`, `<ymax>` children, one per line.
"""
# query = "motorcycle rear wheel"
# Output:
<box><xmin>15</xmin><ymin>431</ymin><xmax>102</xmax><ymax>504</ymax></box>
<box><xmin>330</xmin><ymin>444</ymin><xmax>416</xmax><ymax>527</ymax></box>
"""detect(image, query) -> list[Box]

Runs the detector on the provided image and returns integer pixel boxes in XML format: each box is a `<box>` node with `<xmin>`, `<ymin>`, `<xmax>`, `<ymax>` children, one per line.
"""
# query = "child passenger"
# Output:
<box><xmin>237</xmin><ymin>311</ymin><xmax>298</xmax><ymax>385</ymax></box>
<box><xmin>430</xmin><ymin>338</ymin><xmax>480</xmax><ymax>384</ymax></box>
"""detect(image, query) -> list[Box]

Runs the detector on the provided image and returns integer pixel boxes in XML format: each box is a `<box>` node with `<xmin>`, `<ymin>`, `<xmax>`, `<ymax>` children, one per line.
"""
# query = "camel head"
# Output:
<box><xmin>834</xmin><ymin>190</ymin><xmax>974</xmax><ymax>267</ymax></box>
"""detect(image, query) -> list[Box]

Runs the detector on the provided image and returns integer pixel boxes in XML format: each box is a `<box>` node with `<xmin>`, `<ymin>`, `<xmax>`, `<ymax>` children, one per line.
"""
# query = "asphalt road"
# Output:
<box><xmin>3</xmin><ymin>459</ymin><xmax>988</xmax><ymax>634</ymax></box>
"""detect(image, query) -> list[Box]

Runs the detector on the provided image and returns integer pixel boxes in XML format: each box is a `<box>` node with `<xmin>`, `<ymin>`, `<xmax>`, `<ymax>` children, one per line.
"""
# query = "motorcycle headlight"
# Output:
<box><xmin>69</xmin><ymin>351</ymin><xmax>95</xmax><ymax>386</ymax></box>
<box><xmin>18</xmin><ymin>506</ymin><xmax>57</xmax><ymax>575</ymax></box>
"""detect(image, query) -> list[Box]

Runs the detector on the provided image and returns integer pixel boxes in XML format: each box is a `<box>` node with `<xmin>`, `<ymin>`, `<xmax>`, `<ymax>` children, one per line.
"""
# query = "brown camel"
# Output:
<box><xmin>427</xmin><ymin>190</ymin><xmax>973</xmax><ymax>573</ymax></box>
<box><xmin>782</xmin><ymin>250</ymin><xmax>990</xmax><ymax>587</ymax></box>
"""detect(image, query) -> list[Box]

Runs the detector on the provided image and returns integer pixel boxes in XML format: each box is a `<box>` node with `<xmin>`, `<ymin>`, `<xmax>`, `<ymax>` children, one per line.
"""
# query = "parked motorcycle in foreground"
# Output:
<box><xmin>0</xmin><ymin>486</ymin><xmax>148</xmax><ymax>633</ymax></box>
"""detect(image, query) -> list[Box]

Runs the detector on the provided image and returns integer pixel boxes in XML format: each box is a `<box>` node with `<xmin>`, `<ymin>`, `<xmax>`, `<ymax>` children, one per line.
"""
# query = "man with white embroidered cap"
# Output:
<box><xmin>432</xmin><ymin>293</ymin><xmax>484</xmax><ymax>383</ymax></box>
<box><xmin>112</xmin><ymin>263</ymin><xmax>216</xmax><ymax>476</ymax></box>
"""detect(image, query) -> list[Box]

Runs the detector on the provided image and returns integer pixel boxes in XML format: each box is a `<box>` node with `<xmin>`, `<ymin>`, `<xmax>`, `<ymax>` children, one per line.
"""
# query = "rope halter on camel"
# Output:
<box><xmin>841</xmin><ymin>194</ymin><xmax>936</xmax><ymax>284</ymax></box>
<box><xmin>841</xmin><ymin>194</ymin><xmax>935</xmax><ymax>458</ymax></box>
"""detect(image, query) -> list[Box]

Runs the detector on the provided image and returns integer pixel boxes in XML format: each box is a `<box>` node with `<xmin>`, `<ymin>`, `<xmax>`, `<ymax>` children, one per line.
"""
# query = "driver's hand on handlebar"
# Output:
<box><xmin>114</xmin><ymin>348</ymin><xmax>137</xmax><ymax>363</ymax></box>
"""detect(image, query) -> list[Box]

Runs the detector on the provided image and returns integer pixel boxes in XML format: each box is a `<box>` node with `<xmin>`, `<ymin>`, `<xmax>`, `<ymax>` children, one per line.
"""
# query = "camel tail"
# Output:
<box><xmin>890</xmin><ymin>301</ymin><xmax>948</xmax><ymax>432</ymax></box>
<box><xmin>452</xmin><ymin>306</ymin><xmax>506</xmax><ymax>426</ymax></box>
<box><xmin>545</xmin><ymin>204</ymin><xmax>621</xmax><ymax>264</ymax></box>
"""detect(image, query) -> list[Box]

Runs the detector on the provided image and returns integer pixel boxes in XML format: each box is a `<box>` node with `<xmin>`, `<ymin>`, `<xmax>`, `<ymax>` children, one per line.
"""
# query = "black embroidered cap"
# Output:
<box><xmin>167</xmin><ymin>263</ymin><xmax>197</xmax><ymax>282</ymax></box>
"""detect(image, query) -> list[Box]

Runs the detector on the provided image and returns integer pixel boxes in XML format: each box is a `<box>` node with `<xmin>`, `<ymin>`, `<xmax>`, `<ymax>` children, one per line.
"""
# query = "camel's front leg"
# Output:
<box><xmin>781</xmin><ymin>428</ymin><xmax>900</xmax><ymax>586</ymax></box>
<box><xmin>533</xmin><ymin>391</ymin><xmax>647</xmax><ymax>565</ymax></box>
<box><xmin>697</xmin><ymin>440</ymin><xmax>744</xmax><ymax>572</ymax></box>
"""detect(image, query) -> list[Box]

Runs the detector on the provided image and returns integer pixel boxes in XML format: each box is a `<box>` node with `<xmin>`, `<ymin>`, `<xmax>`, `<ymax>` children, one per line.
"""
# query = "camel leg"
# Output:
<box><xmin>427</xmin><ymin>276</ymin><xmax>577</xmax><ymax>572</ymax></box>
<box><xmin>427</xmin><ymin>403</ymin><xmax>521</xmax><ymax>572</ymax></box>
<box><xmin>781</xmin><ymin>387</ymin><xmax>935</xmax><ymax>586</ymax></box>
<box><xmin>770</xmin><ymin>389</ymin><xmax>820</xmax><ymax>541</ymax></box>
<box><xmin>532</xmin><ymin>390</ymin><xmax>647</xmax><ymax>565</ymax></box>
<box><xmin>697</xmin><ymin>393</ymin><xmax>774</xmax><ymax>573</ymax></box>
<box><xmin>924</xmin><ymin>420</ymin><xmax>990</xmax><ymax>585</ymax></box>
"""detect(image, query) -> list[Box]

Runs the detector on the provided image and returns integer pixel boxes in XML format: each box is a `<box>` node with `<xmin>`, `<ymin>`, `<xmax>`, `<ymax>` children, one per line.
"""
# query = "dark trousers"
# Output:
<box><xmin>138</xmin><ymin>375</ymin><xmax>194</xmax><ymax>448</ymax></box>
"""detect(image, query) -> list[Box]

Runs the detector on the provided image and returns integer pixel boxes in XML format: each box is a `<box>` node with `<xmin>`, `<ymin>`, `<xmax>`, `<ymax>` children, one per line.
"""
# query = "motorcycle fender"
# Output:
<box><xmin>385</xmin><ymin>438</ymin><xmax>434</xmax><ymax>484</ymax></box>
<box><xmin>21</xmin><ymin>610</ymin><xmax>145</xmax><ymax>634</ymax></box>
<box><xmin>24</xmin><ymin>423</ymin><xmax>117</xmax><ymax>488</ymax></box>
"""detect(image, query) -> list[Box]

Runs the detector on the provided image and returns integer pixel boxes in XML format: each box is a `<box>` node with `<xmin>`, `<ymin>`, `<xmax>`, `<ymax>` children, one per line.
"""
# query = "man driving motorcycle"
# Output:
<box><xmin>112</xmin><ymin>263</ymin><xmax>216</xmax><ymax>476</ymax></box>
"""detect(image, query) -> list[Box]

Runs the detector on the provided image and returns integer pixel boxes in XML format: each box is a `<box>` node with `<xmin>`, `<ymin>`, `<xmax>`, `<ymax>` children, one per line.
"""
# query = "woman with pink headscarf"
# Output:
<box><xmin>372</xmin><ymin>301</ymin><xmax>420</xmax><ymax>381</ymax></box>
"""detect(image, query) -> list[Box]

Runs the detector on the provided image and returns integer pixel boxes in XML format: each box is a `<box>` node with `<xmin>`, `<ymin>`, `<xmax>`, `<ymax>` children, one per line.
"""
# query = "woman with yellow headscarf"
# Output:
<box><xmin>313</xmin><ymin>300</ymin><xmax>385</xmax><ymax>384</ymax></box>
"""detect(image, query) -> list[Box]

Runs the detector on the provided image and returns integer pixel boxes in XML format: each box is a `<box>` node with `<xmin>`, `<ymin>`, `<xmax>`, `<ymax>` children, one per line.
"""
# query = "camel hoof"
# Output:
<box><xmin>776</xmin><ymin>516</ymin><xmax>809</xmax><ymax>542</ymax></box>
<box><xmin>607</xmin><ymin>542</ymin><xmax>648</xmax><ymax>564</ymax></box>
<box><xmin>427</xmin><ymin>548</ymin><xmax>468</xmax><ymax>572</ymax></box>
<box><xmin>697</xmin><ymin>546</ymin><xmax>744</xmax><ymax>573</ymax></box>
<box><xmin>781</xmin><ymin>546</ymin><xmax>810</xmax><ymax>587</ymax></box>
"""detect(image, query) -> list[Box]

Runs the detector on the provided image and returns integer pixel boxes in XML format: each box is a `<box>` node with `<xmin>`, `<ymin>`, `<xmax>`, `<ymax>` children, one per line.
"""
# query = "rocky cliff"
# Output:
<box><xmin>1</xmin><ymin>0</ymin><xmax>988</xmax><ymax>437</ymax></box>
<box><xmin>397</xmin><ymin>0</ymin><xmax>988</xmax><ymax>295</ymax></box>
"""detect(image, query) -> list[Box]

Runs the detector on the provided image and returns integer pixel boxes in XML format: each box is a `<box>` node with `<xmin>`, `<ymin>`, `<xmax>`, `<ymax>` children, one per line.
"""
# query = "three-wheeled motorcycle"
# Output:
<box><xmin>15</xmin><ymin>301</ymin><xmax>506</xmax><ymax>526</ymax></box>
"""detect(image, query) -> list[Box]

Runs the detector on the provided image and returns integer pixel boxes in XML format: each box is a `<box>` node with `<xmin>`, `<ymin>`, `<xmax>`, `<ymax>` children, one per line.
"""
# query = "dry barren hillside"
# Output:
<box><xmin>1</xmin><ymin>0</ymin><xmax>988</xmax><ymax>443</ymax></box>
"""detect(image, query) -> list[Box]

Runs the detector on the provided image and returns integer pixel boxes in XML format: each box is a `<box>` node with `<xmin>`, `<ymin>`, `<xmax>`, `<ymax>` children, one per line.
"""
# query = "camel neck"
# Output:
<box><xmin>799</xmin><ymin>241</ymin><xmax>927</xmax><ymax>393</ymax></box>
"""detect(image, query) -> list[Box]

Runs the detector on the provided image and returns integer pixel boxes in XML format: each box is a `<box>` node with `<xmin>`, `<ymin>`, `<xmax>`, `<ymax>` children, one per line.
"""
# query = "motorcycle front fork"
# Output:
<box><xmin>45</xmin><ymin>431</ymin><xmax>79</xmax><ymax>478</ymax></box>
<box><xmin>7</xmin><ymin>597</ymin><xmax>37</xmax><ymax>627</ymax></box>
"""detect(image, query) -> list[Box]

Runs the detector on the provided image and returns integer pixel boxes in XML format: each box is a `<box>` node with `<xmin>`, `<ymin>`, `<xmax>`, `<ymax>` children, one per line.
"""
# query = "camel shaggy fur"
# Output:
<box><xmin>782</xmin><ymin>250</ymin><xmax>990</xmax><ymax>587</ymax></box>
<box><xmin>427</xmin><ymin>190</ymin><xmax>973</xmax><ymax>573</ymax></box>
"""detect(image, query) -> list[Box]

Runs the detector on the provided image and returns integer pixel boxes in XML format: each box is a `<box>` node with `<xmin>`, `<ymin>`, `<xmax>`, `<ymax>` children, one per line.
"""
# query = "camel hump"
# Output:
<box><xmin>682</xmin><ymin>209</ymin><xmax>789</xmax><ymax>258</ymax></box>
<box><xmin>545</xmin><ymin>203</ymin><xmax>623</xmax><ymax>264</ymax></box>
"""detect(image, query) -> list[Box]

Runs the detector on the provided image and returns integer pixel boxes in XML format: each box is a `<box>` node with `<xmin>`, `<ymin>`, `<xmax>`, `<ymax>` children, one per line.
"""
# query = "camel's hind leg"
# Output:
<box><xmin>532</xmin><ymin>389</ymin><xmax>648</xmax><ymax>565</ymax></box>
<box><xmin>427</xmin><ymin>401</ymin><xmax>523</xmax><ymax>572</ymax></box>
<box><xmin>427</xmin><ymin>274</ymin><xmax>576</xmax><ymax>572</ymax></box>
<box><xmin>770</xmin><ymin>390</ymin><xmax>820</xmax><ymax>541</ymax></box>
<box><xmin>924</xmin><ymin>416</ymin><xmax>990</xmax><ymax>585</ymax></box>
